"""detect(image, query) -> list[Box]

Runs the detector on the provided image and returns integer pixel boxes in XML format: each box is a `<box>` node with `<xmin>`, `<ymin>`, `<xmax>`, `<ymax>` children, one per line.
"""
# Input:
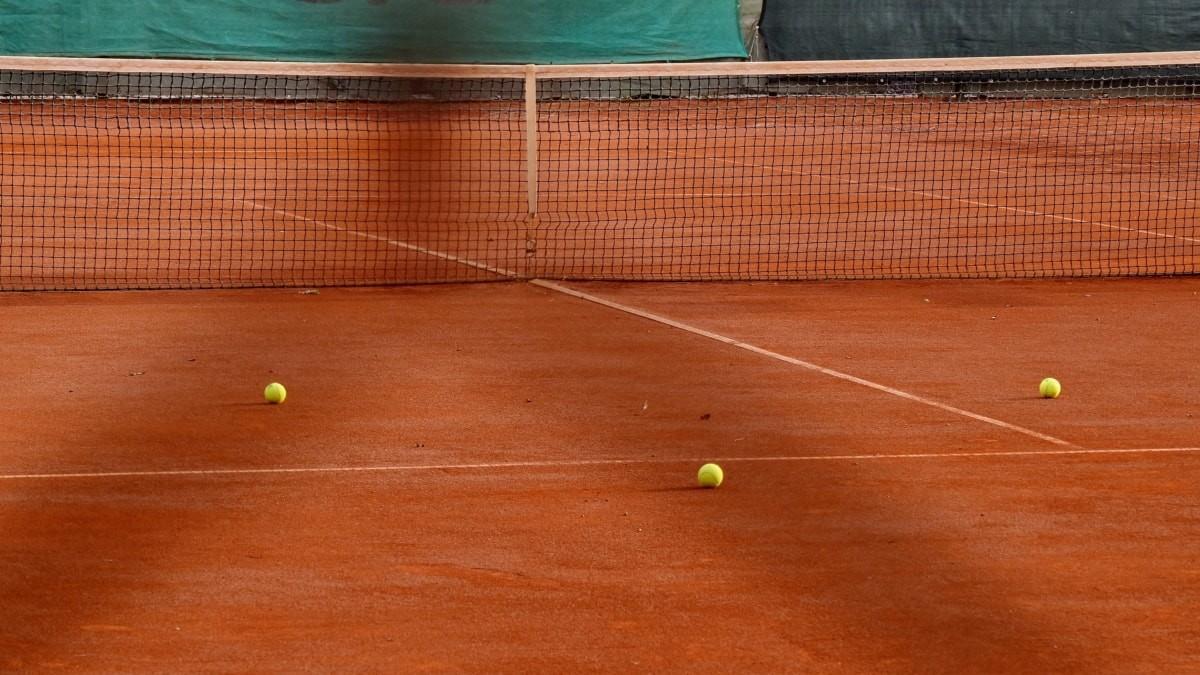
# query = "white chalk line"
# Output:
<box><xmin>240</xmin><ymin>200</ymin><xmax>520</xmax><ymax>278</ymax></box>
<box><xmin>1</xmin><ymin>447</ymin><xmax>1196</xmax><ymax>481</ymax></box>
<box><xmin>242</xmin><ymin>200</ymin><xmax>1076</xmax><ymax>448</ymax></box>
<box><xmin>670</xmin><ymin>151</ymin><xmax>1200</xmax><ymax>245</ymax></box>
<box><xmin>533</xmin><ymin>279</ymin><xmax>1076</xmax><ymax>448</ymax></box>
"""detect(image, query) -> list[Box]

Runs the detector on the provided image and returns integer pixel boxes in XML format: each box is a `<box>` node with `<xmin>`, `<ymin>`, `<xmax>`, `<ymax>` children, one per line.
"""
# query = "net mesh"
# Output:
<box><xmin>1</xmin><ymin>58</ymin><xmax>1198</xmax><ymax>290</ymax></box>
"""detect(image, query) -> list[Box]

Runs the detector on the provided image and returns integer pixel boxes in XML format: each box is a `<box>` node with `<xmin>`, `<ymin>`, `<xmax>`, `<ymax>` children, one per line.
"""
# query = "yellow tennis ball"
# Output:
<box><xmin>1039</xmin><ymin>377</ymin><xmax>1061</xmax><ymax>399</ymax></box>
<box><xmin>264</xmin><ymin>382</ymin><xmax>287</xmax><ymax>404</ymax></box>
<box><xmin>697</xmin><ymin>463</ymin><xmax>723</xmax><ymax>488</ymax></box>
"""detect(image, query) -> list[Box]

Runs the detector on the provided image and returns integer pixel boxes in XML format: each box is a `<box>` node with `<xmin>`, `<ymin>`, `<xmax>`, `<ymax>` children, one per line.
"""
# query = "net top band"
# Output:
<box><xmin>2</xmin><ymin>51</ymin><xmax>1200</xmax><ymax>79</ymax></box>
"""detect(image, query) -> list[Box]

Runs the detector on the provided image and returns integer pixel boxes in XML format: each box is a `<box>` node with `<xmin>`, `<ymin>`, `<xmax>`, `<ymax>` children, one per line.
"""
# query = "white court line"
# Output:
<box><xmin>533</xmin><ymin>279</ymin><xmax>1077</xmax><ymax>448</ymax></box>
<box><xmin>240</xmin><ymin>200</ymin><xmax>520</xmax><ymax>278</ymax></box>
<box><xmin>987</xmin><ymin>166</ymin><xmax>1200</xmax><ymax>207</ymax></box>
<box><xmin>1</xmin><ymin>447</ymin><xmax>1195</xmax><ymax>481</ymax></box>
<box><xmin>242</xmin><ymin>200</ymin><xmax>1076</xmax><ymax>448</ymax></box>
<box><xmin>676</xmin><ymin>152</ymin><xmax>1200</xmax><ymax>245</ymax></box>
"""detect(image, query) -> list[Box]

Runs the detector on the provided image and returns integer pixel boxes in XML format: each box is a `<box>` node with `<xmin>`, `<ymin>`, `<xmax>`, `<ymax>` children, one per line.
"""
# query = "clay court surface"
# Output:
<box><xmin>2</xmin><ymin>277</ymin><xmax>1198</xmax><ymax>672</ymax></box>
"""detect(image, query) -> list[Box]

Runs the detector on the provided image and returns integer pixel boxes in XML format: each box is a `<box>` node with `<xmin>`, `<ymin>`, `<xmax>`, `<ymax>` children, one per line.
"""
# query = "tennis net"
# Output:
<box><xmin>1</xmin><ymin>53</ymin><xmax>1198</xmax><ymax>290</ymax></box>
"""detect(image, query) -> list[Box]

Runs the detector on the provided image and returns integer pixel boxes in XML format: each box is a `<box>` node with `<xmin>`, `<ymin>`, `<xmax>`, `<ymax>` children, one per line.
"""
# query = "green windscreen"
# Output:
<box><xmin>0</xmin><ymin>0</ymin><xmax>746</xmax><ymax>64</ymax></box>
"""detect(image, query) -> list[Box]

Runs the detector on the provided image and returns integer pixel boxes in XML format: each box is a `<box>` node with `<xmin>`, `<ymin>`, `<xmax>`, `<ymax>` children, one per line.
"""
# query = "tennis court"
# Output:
<box><xmin>2</xmin><ymin>53</ymin><xmax>1199</xmax><ymax>672</ymax></box>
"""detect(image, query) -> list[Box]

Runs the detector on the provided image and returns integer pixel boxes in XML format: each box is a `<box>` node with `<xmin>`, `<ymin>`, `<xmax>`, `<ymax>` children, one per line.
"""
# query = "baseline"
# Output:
<box><xmin>1</xmin><ymin>447</ymin><xmax>1195</xmax><ymax>481</ymax></box>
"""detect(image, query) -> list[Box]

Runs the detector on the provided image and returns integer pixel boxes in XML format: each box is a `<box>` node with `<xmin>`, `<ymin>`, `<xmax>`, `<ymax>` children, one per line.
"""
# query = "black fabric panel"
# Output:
<box><xmin>761</xmin><ymin>0</ymin><xmax>1200</xmax><ymax>60</ymax></box>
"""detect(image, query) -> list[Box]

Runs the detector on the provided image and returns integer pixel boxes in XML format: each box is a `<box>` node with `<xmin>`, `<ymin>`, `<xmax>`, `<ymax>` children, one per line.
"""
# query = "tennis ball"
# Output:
<box><xmin>697</xmin><ymin>463</ymin><xmax>724</xmax><ymax>488</ymax></box>
<box><xmin>264</xmin><ymin>382</ymin><xmax>287</xmax><ymax>404</ymax></box>
<box><xmin>1039</xmin><ymin>377</ymin><xmax>1061</xmax><ymax>399</ymax></box>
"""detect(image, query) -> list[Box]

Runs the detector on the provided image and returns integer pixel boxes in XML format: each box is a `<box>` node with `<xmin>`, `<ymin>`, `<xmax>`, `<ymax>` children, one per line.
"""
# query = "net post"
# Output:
<box><xmin>524</xmin><ymin>64</ymin><xmax>539</xmax><ymax>219</ymax></box>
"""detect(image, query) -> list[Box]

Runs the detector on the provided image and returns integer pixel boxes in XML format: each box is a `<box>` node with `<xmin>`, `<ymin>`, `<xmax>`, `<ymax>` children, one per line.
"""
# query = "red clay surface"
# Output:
<box><xmin>1</xmin><ymin>279</ymin><xmax>1198</xmax><ymax>672</ymax></box>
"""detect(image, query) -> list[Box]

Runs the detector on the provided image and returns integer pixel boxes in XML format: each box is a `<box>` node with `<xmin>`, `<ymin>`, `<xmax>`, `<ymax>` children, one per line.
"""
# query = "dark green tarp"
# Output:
<box><xmin>761</xmin><ymin>0</ymin><xmax>1200</xmax><ymax>60</ymax></box>
<box><xmin>0</xmin><ymin>0</ymin><xmax>746</xmax><ymax>64</ymax></box>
